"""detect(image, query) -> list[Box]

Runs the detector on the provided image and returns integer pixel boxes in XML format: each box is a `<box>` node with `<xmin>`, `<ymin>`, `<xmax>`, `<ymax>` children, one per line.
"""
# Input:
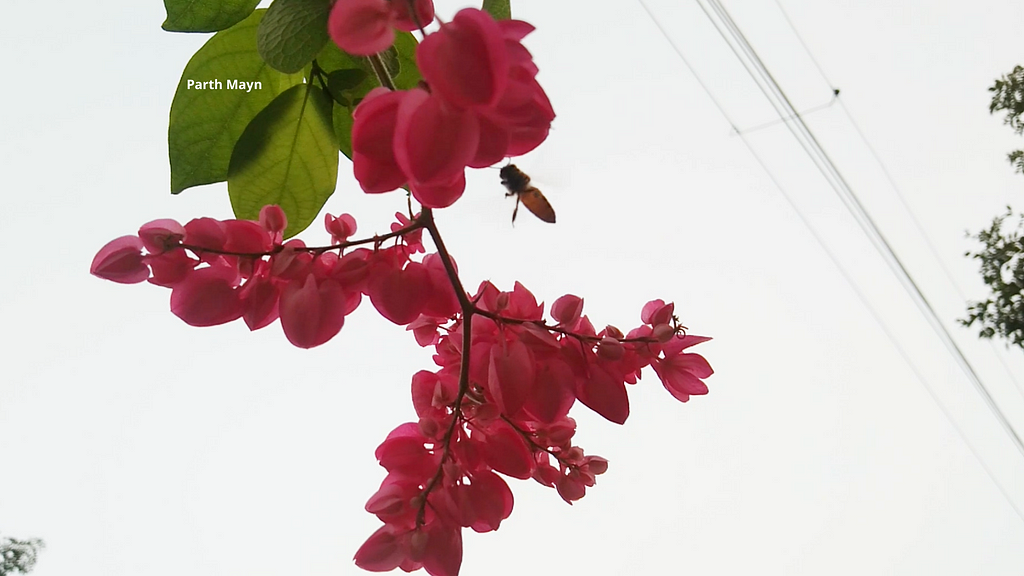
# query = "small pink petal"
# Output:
<box><xmin>353</xmin><ymin>526</ymin><xmax>405</xmax><ymax>572</ymax></box>
<box><xmin>138</xmin><ymin>219</ymin><xmax>185</xmax><ymax>254</ymax></box>
<box><xmin>91</xmin><ymin>236</ymin><xmax>149</xmax><ymax>284</ymax></box>
<box><xmin>551</xmin><ymin>294</ymin><xmax>583</xmax><ymax>327</ymax></box>
<box><xmin>328</xmin><ymin>0</ymin><xmax>395</xmax><ymax>56</ymax></box>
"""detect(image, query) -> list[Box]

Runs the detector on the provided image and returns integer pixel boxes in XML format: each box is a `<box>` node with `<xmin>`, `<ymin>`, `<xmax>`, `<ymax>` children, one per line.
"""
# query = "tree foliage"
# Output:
<box><xmin>0</xmin><ymin>536</ymin><xmax>43</xmax><ymax>575</ymax></box>
<box><xmin>962</xmin><ymin>66</ymin><xmax>1024</xmax><ymax>348</ymax></box>
<box><xmin>962</xmin><ymin>208</ymin><xmax>1024</xmax><ymax>347</ymax></box>
<box><xmin>989</xmin><ymin>65</ymin><xmax>1024</xmax><ymax>174</ymax></box>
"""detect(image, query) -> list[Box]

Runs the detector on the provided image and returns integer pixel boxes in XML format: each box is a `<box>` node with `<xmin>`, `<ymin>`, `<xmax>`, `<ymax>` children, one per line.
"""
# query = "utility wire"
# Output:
<box><xmin>633</xmin><ymin>0</ymin><xmax>1024</xmax><ymax>522</ymax></box>
<box><xmin>699</xmin><ymin>0</ymin><xmax>1024</xmax><ymax>460</ymax></box>
<box><xmin>770</xmin><ymin>0</ymin><xmax>1024</xmax><ymax>401</ymax></box>
<box><xmin>732</xmin><ymin>92</ymin><xmax>838</xmax><ymax>135</ymax></box>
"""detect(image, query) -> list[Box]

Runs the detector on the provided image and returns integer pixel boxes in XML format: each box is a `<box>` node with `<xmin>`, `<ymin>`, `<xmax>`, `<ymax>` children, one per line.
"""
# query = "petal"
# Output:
<box><xmin>328</xmin><ymin>0</ymin><xmax>395</xmax><ymax>56</ymax></box>
<box><xmin>575</xmin><ymin>365</ymin><xmax>629</xmax><ymax>425</ymax></box>
<box><xmin>422</xmin><ymin>523</ymin><xmax>462</xmax><ymax>576</ymax></box>
<box><xmin>660</xmin><ymin>334</ymin><xmax>713</xmax><ymax>356</ymax></box>
<box><xmin>183</xmin><ymin>217</ymin><xmax>228</xmax><ymax>253</ymax></box>
<box><xmin>146</xmin><ymin>248</ymin><xmax>198</xmax><ymax>287</ymax></box>
<box><xmin>391</xmin><ymin>0</ymin><xmax>434</xmax><ymax>32</ymax></box>
<box><xmin>417</xmin><ymin>8</ymin><xmax>508</xmax><ymax>108</ymax></box>
<box><xmin>91</xmin><ymin>236</ymin><xmax>149</xmax><ymax>284</ymax></box>
<box><xmin>652</xmin><ymin>358</ymin><xmax>710</xmax><ymax>402</ymax></box>
<box><xmin>522</xmin><ymin>359</ymin><xmax>575</xmax><ymax>424</ymax></box>
<box><xmin>169</xmin><ymin>265</ymin><xmax>243</xmax><ymax>327</ymax></box>
<box><xmin>353</xmin><ymin>526</ymin><xmax>405</xmax><ymax>572</ymax></box>
<box><xmin>410</xmin><ymin>171</ymin><xmax>466</xmax><ymax>209</ymax></box>
<box><xmin>223</xmin><ymin>219</ymin><xmax>272</xmax><ymax>254</ymax></box>
<box><xmin>551</xmin><ymin>294</ymin><xmax>583</xmax><ymax>327</ymax></box>
<box><xmin>240</xmin><ymin>274</ymin><xmax>280</xmax><ymax>331</ymax></box>
<box><xmin>368</xmin><ymin>261</ymin><xmax>433</xmax><ymax>325</ymax></box>
<box><xmin>259</xmin><ymin>205</ymin><xmax>287</xmax><ymax>237</ymax></box>
<box><xmin>352</xmin><ymin>89</ymin><xmax>408</xmax><ymax>194</ymax></box>
<box><xmin>477</xmin><ymin>420</ymin><xmax>534</xmax><ymax>480</ymax></box>
<box><xmin>279</xmin><ymin>275</ymin><xmax>348</xmax><ymax>348</ymax></box>
<box><xmin>138</xmin><ymin>219</ymin><xmax>185</xmax><ymax>254</ymax></box>
<box><xmin>464</xmin><ymin>470</ymin><xmax>513</xmax><ymax>533</ymax></box>
<box><xmin>467</xmin><ymin>114</ymin><xmax>510</xmax><ymax>169</ymax></box>
<box><xmin>394</xmin><ymin>89</ymin><xmax>479</xmax><ymax>186</ymax></box>
<box><xmin>486</xmin><ymin>340</ymin><xmax>535</xmax><ymax>416</ymax></box>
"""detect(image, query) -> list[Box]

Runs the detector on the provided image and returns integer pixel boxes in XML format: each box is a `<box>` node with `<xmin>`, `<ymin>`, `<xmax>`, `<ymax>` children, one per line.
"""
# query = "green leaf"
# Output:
<box><xmin>311</xmin><ymin>32</ymin><xmax>422</xmax><ymax>159</ymax></box>
<box><xmin>482</xmin><ymin>0</ymin><xmax>511</xmax><ymax>20</ymax></box>
<box><xmin>257</xmin><ymin>0</ymin><xmax>332</xmax><ymax>74</ymax></box>
<box><xmin>333</xmin><ymin>103</ymin><xmax>356</xmax><ymax>162</ymax></box>
<box><xmin>228</xmin><ymin>84</ymin><xmax>339</xmax><ymax>238</ymax></box>
<box><xmin>169</xmin><ymin>9</ymin><xmax>304</xmax><ymax>194</ymax></box>
<box><xmin>389</xmin><ymin>32</ymin><xmax>423</xmax><ymax>90</ymax></box>
<box><xmin>162</xmin><ymin>0</ymin><xmax>261</xmax><ymax>32</ymax></box>
<box><xmin>327</xmin><ymin>69</ymin><xmax>368</xmax><ymax>95</ymax></box>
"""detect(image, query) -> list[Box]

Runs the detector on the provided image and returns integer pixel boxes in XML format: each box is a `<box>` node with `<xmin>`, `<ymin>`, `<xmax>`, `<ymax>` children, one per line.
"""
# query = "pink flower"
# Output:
<box><xmin>393</xmin><ymin>89</ymin><xmax>478</xmax><ymax>207</ymax></box>
<box><xmin>324</xmin><ymin>212</ymin><xmax>357</xmax><ymax>244</ymax></box>
<box><xmin>91</xmin><ymin>236</ymin><xmax>149</xmax><ymax>284</ymax></box>
<box><xmin>391</xmin><ymin>0</ymin><xmax>434</xmax><ymax>32</ymax></box>
<box><xmin>279</xmin><ymin>274</ymin><xmax>351</xmax><ymax>348</ymax></box>
<box><xmin>652</xmin><ymin>335</ymin><xmax>714</xmax><ymax>402</ymax></box>
<box><xmin>169</xmin><ymin>265</ymin><xmax>243</xmax><ymax>327</ymax></box>
<box><xmin>348</xmin><ymin>8</ymin><xmax>554</xmax><ymax>211</ymax></box>
<box><xmin>329</xmin><ymin>0</ymin><xmax>436</xmax><ymax>56</ymax></box>
<box><xmin>146</xmin><ymin>248</ymin><xmax>197</xmax><ymax>287</ymax></box>
<box><xmin>138</xmin><ymin>219</ymin><xmax>185</xmax><ymax>254</ymax></box>
<box><xmin>259</xmin><ymin>205</ymin><xmax>287</xmax><ymax>243</ymax></box>
<box><xmin>551</xmin><ymin>294</ymin><xmax>584</xmax><ymax>327</ymax></box>
<box><xmin>418</xmin><ymin>9</ymin><xmax>508</xmax><ymax>109</ymax></box>
<box><xmin>352</xmin><ymin>88</ymin><xmax>409</xmax><ymax>194</ymax></box>
<box><xmin>328</xmin><ymin>0</ymin><xmax>395</xmax><ymax>56</ymax></box>
<box><xmin>367</xmin><ymin>260</ymin><xmax>433</xmax><ymax>325</ymax></box>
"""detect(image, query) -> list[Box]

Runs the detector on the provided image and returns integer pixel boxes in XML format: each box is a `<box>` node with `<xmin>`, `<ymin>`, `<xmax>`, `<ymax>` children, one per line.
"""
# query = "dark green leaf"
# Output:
<box><xmin>162</xmin><ymin>0</ymin><xmax>261</xmax><ymax>32</ymax></box>
<box><xmin>482</xmin><ymin>0</ymin><xmax>511</xmax><ymax>20</ymax></box>
<box><xmin>257</xmin><ymin>0</ymin><xmax>333</xmax><ymax>73</ymax></box>
<box><xmin>169</xmin><ymin>9</ymin><xmax>304</xmax><ymax>194</ymax></box>
<box><xmin>327</xmin><ymin>69</ymin><xmax>368</xmax><ymax>93</ymax></box>
<box><xmin>228</xmin><ymin>84</ymin><xmax>338</xmax><ymax>238</ymax></box>
<box><xmin>333</xmin><ymin>103</ymin><xmax>356</xmax><ymax>162</ymax></box>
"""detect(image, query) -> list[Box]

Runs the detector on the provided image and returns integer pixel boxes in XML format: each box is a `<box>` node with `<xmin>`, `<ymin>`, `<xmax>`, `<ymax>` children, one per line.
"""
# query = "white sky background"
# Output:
<box><xmin>2</xmin><ymin>0</ymin><xmax>1024</xmax><ymax>573</ymax></box>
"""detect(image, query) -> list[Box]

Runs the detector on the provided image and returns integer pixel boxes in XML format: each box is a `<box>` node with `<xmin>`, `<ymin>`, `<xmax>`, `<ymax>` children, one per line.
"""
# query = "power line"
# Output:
<box><xmin>732</xmin><ymin>92</ymin><xmax>838</xmax><ymax>135</ymax></box>
<box><xmin>770</xmin><ymin>0</ymin><xmax>1024</xmax><ymax>402</ymax></box>
<box><xmin>634</xmin><ymin>0</ymin><xmax>1024</xmax><ymax>523</ymax></box>
<box><xmin>699</xmin><ymin>0</ymin><xmax>1024</xmax><ymax>459</ymax></box>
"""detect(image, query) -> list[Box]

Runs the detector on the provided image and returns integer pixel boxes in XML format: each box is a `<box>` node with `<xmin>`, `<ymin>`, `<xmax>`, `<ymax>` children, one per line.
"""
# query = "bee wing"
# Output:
<box><xmin>520</xmin><ymin>187</ymin><xmax>556</xmax><ymax>223</ymax></box>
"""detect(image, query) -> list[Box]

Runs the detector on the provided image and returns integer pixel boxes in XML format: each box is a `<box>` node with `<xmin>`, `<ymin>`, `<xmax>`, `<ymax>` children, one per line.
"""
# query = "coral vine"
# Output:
<box><xmin>92</xmin><ymin>4</ymin><xmax>714</xmax><ymax>575</ymax></box>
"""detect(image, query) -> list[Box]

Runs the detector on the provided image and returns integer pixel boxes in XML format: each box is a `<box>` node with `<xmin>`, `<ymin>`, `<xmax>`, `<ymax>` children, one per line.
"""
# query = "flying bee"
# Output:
<box><xmin>499</xmin><ymin>164</ymin><xmax>556</xmax><ymax>224</ymax></box>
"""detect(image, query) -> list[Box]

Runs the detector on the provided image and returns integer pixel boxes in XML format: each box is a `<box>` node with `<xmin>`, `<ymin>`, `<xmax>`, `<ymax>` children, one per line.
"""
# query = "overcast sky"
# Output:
<box><xmin>2</xmin><ymin>0</ymin><xmax>1024</xmax><ymax>574</ymax></box>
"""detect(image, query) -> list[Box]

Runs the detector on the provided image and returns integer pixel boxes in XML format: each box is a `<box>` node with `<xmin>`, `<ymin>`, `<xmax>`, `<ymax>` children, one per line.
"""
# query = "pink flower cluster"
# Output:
<box><xmin>91</xmin><ymin>206</ymin><xmax>714</xmax><ymax>576</ymax></box>
<box><xmin>90</xmin><ymin>206</ymin><xmax>460</xmax><ymax>349</ymax></box>
<box><xmin>330</xmin><ymin>4</ymin><xmax>555</xmax><ymax>209</ymax></box>
<box><xmin>355</xmin><ymin>282</ymin><xmax>713</xmax><ymax>575</ymax></box>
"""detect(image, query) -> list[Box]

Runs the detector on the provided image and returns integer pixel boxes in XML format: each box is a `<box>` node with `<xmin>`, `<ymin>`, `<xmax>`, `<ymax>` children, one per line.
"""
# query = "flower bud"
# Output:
<box><xmin>653</xmin><ymin>323</ymin><xmax>675</xmax><ymax>343</ymax></box>
<box><xmin>91</xmin><ymin>236</ymin><xmax>149</xmax><ymax>284</ymax></box>
<box><xmin>551</xmin><ymin>294</ymin><xmax>584</xmax><ymax>327</ymax></box>
<box><xmin>596</xmin><ymin>337</ymin><xmax>624</xmax><ymax>361</ymax></box>
<box><xmin>259</xmin><ymin>205</ymin><xmax>287</xmax><ymax>236</ymax></box>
